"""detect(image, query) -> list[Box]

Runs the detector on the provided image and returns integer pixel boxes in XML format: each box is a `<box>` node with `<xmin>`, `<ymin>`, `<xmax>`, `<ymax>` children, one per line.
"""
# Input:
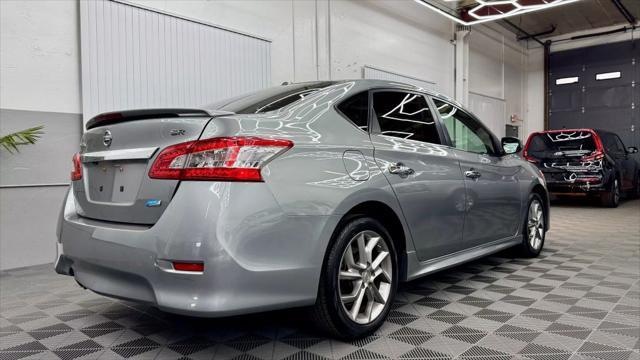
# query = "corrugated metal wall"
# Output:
<box><xmin>362</xmin><ymin>65</ymin><xmax>437</xmax><ymax>91</ymax></box>
<box><xmin>79</xmin><ymin>0</ymin><xmax>271</xmax><ymax>122</ymax></box>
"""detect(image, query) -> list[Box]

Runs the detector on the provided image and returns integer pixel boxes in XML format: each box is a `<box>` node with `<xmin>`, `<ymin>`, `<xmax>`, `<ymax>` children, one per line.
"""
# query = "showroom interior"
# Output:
<box><xmin>1</xmin><ymin>0</ymin><xmax>639</xmax><ymax>359</ymax></box>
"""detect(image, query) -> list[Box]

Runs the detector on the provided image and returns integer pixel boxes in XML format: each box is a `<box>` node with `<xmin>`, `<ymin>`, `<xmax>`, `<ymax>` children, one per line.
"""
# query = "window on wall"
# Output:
<box><xmin>337</xmin><ymin>92</ymin><xmax>369</xmax><ymax>131</ymax></box>
<box><xmin>433</xmin><ymin>99</ymin><xmax>496</xmax><ymax>155</ymax></box>
<box><xmin>555</xmin><ymin>77</ymin><xmax>579</xmax><ymax>85</ymax></box>
<box><xmin>595</xmin><ymin>71</ymin><xmax>621</xmax><ymax>81</ymax></box>
<box><xmin>372</xmin><ymin>92</ymin><xmax>441</xmax><ymax>144</ymax></box>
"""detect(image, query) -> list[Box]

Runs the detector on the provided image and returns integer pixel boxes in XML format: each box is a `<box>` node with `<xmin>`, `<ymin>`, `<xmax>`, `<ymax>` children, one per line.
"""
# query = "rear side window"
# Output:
<box><xmin>527</xmin><ymin>131</ymin><xmax>597</xmax><ymax>158</ymax></box>
<box><xmin>337</xmin><ymin>92</ymin><xmax>369</xmax><ymax>131</ymax></box>
<box><xmin>372</xmin><ymin>91</ymin><xmax>441</xmax><ymax>144</ymax></box>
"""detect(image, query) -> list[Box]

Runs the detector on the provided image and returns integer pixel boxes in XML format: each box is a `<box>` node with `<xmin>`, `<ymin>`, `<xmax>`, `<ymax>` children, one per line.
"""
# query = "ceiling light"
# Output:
<box><xmin>414</xmin><ymin>0</ymin><xmax>582</xmax><ymax>26</ymax></box>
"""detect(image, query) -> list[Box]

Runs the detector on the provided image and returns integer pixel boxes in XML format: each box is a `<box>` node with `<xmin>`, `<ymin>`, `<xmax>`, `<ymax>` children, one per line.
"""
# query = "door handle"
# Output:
<box><xmin>464</xmin><ymin>169</ymin><xmax>481</xmax><ymax>179</ymax></box>
<box><xmin>389</xmin><ymin>162</ymin><xmax>414</xmax><ymax>176</ymax></box>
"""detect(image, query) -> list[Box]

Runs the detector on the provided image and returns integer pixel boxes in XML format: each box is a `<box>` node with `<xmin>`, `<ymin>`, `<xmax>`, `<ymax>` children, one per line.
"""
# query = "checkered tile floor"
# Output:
<box><xmin>1</xmin><ymin>200</ymin><xmax>639</xmax><ymax>360</ymax></box>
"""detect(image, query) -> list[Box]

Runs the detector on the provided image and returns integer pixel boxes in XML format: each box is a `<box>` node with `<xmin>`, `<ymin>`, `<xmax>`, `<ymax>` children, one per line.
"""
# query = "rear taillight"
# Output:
<box><xmin>71</xmin><ymin>153</ymin><xmax>82</xmax><ymax>181</ymax></box>
<box><xmin>149</xmin><ymin>137</ymin><xmax>293</xmax><ymax>181</ymax></box>
<box><xmin>522</xmin><ymin>150</ymin><xmax>539</xmax><ymax>164</ymax></box>
<box><xmin>581</xmin><ymin>150</ymin><xmax>604</xmax><ymax>162</ymax></box>
<box><xmin>522</xmin><ymin>133</ymin><xmax>539</xmax><ymax>164</ymax></box>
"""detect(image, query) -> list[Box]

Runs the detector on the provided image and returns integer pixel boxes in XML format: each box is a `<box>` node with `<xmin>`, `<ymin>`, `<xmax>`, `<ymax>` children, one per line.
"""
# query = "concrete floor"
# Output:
<box><xmin>1</xmin><ymin>200</ymin><xmax>639</xmax><ymax>360</ymax></box>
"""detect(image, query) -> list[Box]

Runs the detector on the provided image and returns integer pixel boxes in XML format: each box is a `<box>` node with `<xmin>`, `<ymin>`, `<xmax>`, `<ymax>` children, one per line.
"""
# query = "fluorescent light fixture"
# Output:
<box><xmin>595</xmin><ymin>71</ymin><xmax>621</xmax><ymax>81</ymax></box>
<box><xmin>555</xmin><ymin>77</ymin><xmax>579</xmax><ymax>85</ymax></box>
<box><xmin>413</xmin><ymin>0</ymin><xmax>582</xmax><ymax>26</ymax></box>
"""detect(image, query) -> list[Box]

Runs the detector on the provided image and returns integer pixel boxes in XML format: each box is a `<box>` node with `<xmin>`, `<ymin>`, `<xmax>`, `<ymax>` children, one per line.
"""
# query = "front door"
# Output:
<box><xmin>432</xmin><ymin>99</ymin><xmax>523</xmax><ymax>248</ymax></box>
<box><xmin>369</xmin><ymin>90</ymin><xmax>467</xmax><ymax>261</ymax></box>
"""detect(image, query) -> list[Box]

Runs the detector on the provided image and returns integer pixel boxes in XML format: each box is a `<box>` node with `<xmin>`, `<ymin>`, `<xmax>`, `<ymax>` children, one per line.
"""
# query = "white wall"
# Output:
<box><xmin>329</xmin><ymin>0</ymin><xmax>454</xmax><ymax>96</ymax></box>
<box><xmin>467</xmin><ymin>24</ymin><xmax>530</xmax><ymax>139</ymax></box>
<box><xmin>524</xmin><ymin>47</ymin><xmax>545</xmax><ymax>137</ymax></box>
<box><xmin>0</xmin><ymin>0</ymin><xmax>81</xmax><ymax>114</ymax></box>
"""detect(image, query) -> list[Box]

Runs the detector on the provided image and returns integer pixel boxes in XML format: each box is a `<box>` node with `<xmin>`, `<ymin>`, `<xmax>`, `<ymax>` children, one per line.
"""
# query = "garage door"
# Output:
<box><xmin>79</xmin><ymin>0</ymin><xmax>271</xmax><ymax>123</ymax></box>
<box><xmin>548</xmin><ymin>41</ymin><xmax>639</xmax><ymax>152</ymax></box>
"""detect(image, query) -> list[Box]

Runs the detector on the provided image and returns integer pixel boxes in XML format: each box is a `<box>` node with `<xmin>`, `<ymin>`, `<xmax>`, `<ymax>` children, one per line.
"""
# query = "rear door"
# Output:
<box><xmin>432</xmin><ymin>98</ymin><xmax>522</xmax><ymax>248</ymax></box>
<box><xmin>604</xmin><ymin>133</ymin><xmax>637</xmax><ymax>190</ymax></box>
<box><xmin>74</xmin><ymin>115</ymin><xmax>212</xmax><ymax>224</ymax></box>
<box><xmin>369</xmin><ymin>90</ymin><xmax>466</xmax><ymax>261</ymax></box>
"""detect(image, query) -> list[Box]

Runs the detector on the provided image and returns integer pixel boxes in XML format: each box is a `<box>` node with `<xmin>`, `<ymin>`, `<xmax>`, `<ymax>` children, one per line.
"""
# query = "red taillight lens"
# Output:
<box><xmin>149</xmin><ymin>137</ymin><xmax>293</xmax><ymax>181</ymax></box>
<box><xmin>522</xmin><ymin>150</ymin><xmax>539</xmax><ymax>164</ymax></box>
<box><xmin>172</xmin><ymin>262</ymin><xmax>204</xmax><ymax>272</ymax></box>
<box><xmin>71</xmin><ymin>153</ymin><xmax>82</xmax><ymax>181</ymax></box>
<box><xmin>581</xmin><ymin>150</ymin><xmax>604</xmax><ymax>162</ymax></box>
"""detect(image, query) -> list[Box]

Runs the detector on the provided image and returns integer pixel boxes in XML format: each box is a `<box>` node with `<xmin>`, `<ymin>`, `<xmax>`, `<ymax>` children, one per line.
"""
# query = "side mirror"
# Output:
<box><xmin>501</xmin><ymin>136</ymin><xmax>522</xmax><ymax>155</ymax></box>
<box><xmin>628</xmin><ymin>146</ymin><xmax>638</xmax><ymax>154</ymax></box>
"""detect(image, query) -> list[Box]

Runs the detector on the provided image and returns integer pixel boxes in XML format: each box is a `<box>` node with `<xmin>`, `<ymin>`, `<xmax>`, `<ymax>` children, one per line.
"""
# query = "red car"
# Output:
<box><xmin>523</xmin><ymin>128</ymin><xmax>640</xmax><ymax>207</ymax></box>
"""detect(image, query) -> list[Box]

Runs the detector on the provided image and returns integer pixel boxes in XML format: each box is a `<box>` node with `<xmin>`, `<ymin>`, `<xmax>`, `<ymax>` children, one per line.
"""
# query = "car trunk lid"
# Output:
<box><xmin>73</xmin><ymin>109</ymin><xmax>220</xmax><ymax>224</ymax></box>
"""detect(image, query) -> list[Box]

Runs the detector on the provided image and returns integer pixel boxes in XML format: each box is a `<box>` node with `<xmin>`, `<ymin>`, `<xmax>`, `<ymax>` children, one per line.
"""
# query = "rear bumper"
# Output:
<box><xmin>547</xmin><ymin>182</ymin><xmax>608</xmax><ymax>194</ymax></box>
<box><xmin>56</xmin><ymin>182</ymin><xmax>339</xmax><ymax>317</ymax></box>
<box><xmin>542</xmin><ymin>168</ymin><xmax>612</xmax><ymax>194</ymax></box>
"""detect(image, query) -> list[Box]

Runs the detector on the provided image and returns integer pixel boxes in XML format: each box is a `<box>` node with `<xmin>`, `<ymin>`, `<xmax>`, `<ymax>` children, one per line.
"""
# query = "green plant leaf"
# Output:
<box><xmin>0</xmin><ymin>126</ymin><xmax>44</xmax><ymax>154</ymax></box>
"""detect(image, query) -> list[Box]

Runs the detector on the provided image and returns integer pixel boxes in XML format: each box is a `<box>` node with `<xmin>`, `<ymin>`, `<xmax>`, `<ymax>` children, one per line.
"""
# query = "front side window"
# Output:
<box><xmin>372</xmin><ymin>91</ymin><xmax>441</xmax><ymax>144</ymax></box>
<box><xmin>614</xmin><ymin>135</ymin><xmax>627</xmax><ymax>154</ymax></box>
<box><xmin>433</xmin><ymin>99</ymin><xmax>496</xmax><ymax>155</ymax></box>
<box><xmin>337</xmin><ymin>92</ymin><xmax>369</xmax><ymax>131</ymax></box>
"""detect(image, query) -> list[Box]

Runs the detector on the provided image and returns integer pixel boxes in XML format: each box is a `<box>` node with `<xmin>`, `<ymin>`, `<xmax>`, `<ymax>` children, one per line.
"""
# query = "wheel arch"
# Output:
<box><xmin>326</xmin><ymin>201</ymin><xmax>409</xmax><ymax>282</ymax></box>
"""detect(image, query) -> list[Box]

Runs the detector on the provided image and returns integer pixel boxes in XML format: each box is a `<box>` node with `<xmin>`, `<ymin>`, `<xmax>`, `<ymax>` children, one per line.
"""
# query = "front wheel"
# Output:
<box><xmin>311</xmin><ymin>217</ymin><xmax>398</xmax><ymax>340</ymax></box>
<box><xmin>519</xmin><ymin>194</ymin><xmax>546</xmax><ymax>257</ymax></box>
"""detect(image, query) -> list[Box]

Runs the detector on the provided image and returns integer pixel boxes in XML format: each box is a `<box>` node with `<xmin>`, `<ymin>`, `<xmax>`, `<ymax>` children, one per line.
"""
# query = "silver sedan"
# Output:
<box><xmin>56</xmin><ymin>80</ymin><xmax>549</xmax><ymax>339</ymax></box>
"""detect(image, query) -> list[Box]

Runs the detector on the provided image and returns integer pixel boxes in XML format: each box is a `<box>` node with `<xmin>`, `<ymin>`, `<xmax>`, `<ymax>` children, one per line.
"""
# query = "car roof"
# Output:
<box><xmin>287</xmin><ymin>79</ymin><xmax>462</xmax><ymax>109</ymax></box>
<box><xmin>535</xmin><ymin>128</ymin><xmax>617</xmax><ymax>137</ymax></box>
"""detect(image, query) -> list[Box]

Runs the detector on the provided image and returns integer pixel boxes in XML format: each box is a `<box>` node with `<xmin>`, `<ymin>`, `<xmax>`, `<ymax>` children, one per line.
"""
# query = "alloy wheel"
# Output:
<box><xmin>614</xmin><ymin>179</ymin><xmax>620</xmax><ymax>205</ymax></box>
<box><xmin>527</xmin><ymin>200</ymin><xmax>544</xmax><ymax>250</ymax></box>
<box><xmin>338</xmin><ymin>230</ymin><xmax>393</xmax><ymax>324</ymax></box>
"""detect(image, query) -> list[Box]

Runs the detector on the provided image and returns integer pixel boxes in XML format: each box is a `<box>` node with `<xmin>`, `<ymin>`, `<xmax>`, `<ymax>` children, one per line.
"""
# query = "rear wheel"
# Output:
<box><xmin>519</xmin><ymin>194</ymin><xmax>546</xmax><ymax>257</ymax></box>
<box><xmin>629</xmin><ymin>173</ymin><xmax>640</xmax><ymax>199</ymax></box>
<box><xmin>600</xmin><ymin>177</ymin><xmax>620</xmax><ymax>208</ymax></box>
<box><xmin>311</xmin><ymin>217</ymin><xmax>397</xmax><ymax>340</ymax></box>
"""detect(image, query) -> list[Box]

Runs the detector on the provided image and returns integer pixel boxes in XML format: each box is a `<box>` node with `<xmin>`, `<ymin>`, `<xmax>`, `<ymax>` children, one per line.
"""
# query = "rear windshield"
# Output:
<box><xmin>527</xmin><ymin>131</ymin><xmax>597</xmax><ymax>159</ymax></box>
<box><xmin>203</xmin><ymin>81</ymin><xmax>338</xmax><ymax>114</ymax></box>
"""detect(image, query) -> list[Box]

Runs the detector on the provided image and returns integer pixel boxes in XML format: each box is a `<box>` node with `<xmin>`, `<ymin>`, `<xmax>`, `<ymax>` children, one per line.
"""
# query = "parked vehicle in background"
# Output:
<box><xmin>56</xmin><ymin>80</ymin><xmax>549</xmax><ymax>339</ymax></box>
<box><xmin>523</xmin><ymin>128</ymin><xmax>640</xmax><ymax>207</ymax></box>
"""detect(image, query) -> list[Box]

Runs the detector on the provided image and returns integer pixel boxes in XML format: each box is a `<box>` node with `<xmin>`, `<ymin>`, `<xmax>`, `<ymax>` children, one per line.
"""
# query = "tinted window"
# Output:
<box><xmin>337</xmin><ymin>92</ymin><xmax>369</xmax><ymax>131</ymax></box>
<box><xmin>526</xmin><ymin>131</ymin><xmax>596</xmax><ymax>159</ymax></box>
<box><xmin>372</xmin><ymin>92</ymin><xmax>441</xmax><ymax>144</ymax></box>
<box><xmin>203</xmin><ymin>81</ymin><xmax>338</xmax><ymax>114</ymax></box>
<box><xmin>613</xmin><ymin>135</ymin><xmax>626</xmax><ymax>154</ymax></box>
<box><xmin>433</xmin><ymin>99</ymin><xmax>496</xmax><ymax>154</ymax></box>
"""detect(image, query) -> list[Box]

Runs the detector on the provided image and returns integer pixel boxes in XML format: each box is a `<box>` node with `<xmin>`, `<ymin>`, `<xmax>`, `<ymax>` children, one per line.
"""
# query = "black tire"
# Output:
<box><xmin>600</xmin><ymin>177</ymin><xmax>620</xmax><ymax>208</ymax></box>
<box><xmin>519</xmin><ymin>193</ymin><xmax>546</xmax><ymax>258</ymax></box>
<box><xmin>310</xmin><ymin>217</ymin><xmax>398</xmax><ymax>340</ymax></box>
<box><xmin>629</xmin><ymin>173</ymin><xmax>640</xmax><ymax>199</ymax></box>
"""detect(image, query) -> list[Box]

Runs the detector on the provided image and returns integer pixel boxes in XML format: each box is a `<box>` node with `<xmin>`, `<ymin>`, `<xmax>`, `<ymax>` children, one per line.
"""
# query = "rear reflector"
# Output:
<box><xmin>71</xmin><ymin>153</ymin><xmax>83</xmax><ymax>181</ymax></box>
<box><xmin>172</xmin><ymin>262</ymin><xmax>204</xmax><ymax>272</ymax></box>
<box><xmin>149</xmin><ymin>137</ymin><xmax>293</xmax><ymax>182</ymax></box>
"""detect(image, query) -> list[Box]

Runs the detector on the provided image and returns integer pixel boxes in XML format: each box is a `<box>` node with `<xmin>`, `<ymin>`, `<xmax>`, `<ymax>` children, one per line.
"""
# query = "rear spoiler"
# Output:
<box><xmin>86</xmin><ymin>108</ymin><xmax>219</xmax><ymax>130</ymax></box>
